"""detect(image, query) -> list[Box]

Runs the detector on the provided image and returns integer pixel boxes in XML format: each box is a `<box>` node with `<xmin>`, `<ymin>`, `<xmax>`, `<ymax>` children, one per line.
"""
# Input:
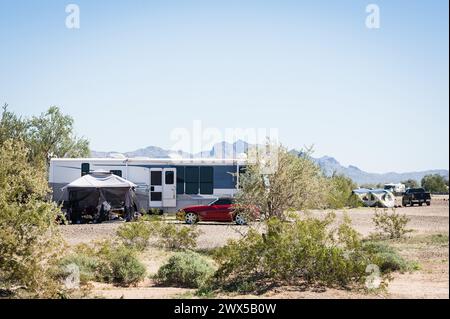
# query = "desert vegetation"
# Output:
<box><xmin>0</xmin><ymin>108</ymin><xmax>446</xmax><ymax>298</ymax></box>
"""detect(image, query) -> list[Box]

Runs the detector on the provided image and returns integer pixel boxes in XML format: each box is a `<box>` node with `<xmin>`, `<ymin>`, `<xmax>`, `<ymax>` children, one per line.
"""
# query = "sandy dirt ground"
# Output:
<box><xmin>60</xmin><ymin>196</ymin><xmax>449</xmax><ymax>299</ymax></box>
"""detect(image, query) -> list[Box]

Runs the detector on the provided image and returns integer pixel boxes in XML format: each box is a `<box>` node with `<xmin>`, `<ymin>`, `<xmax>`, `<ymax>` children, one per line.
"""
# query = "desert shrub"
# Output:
<box><xmin>151</xmin><ymin>221</ymin><xmax>200</xmax><ymax>250</ymax></box>
<box><xmin>208</xmin><ymin>213</ymin><xmax>376</xmax><ymax>293</ymax></box>
<box><xmin>155</xmin><ymin>251</ymin><xmax>214</xmax><ymax>288</ymax></box>
<box><xmin>100</xmin><ymin>245</ymin><xmax>146</xmax><ymax>286</ymax></box>
<box><xmin>372</xmin><ymin>209</ymin><xmax>412</xmax><ymax>239</ymax></box>
<box><xmin>60</xmin><ymin>252</ymin><xmax>99</xmax><ymax>284</ymax></box>
<box><xmin>362</xmin><ymin>241</ymin><xmax>419</xmax><ymax>273</ymax></box>
<box><xmin>0</xmin><ymin>140</ymin><xmax>65</xmax><ymax>298</ymax></box>
<box><xmin>116</xmin><ymin>220</ymin><xmax>152</xmax><ymax>251</ymax></box>
<box><xmin>64</xmin><ymin>241</ymin><xmax>146</xmax><ymax>287</ymax></box>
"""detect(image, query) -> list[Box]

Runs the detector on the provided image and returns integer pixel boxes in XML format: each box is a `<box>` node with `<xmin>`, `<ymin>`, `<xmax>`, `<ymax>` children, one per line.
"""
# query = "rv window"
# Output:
<box><xmin>176</xmin><ymin>166</ymin><xmax>185</xmax><ymax>194</ymax></box>
<box><xmin>151</xmin><ymin>171</ymin><xmax>162</xmax><ymax>186</ymax></box>
<box><xmin>200</xmin><ymin>166</ymin><xmax>213</xmax><ymax>195</ymax></box>
<box><xmin>151</xmin><ymin>192</ymin><xmax>162</xmax><ymax>201</ymax></box>
<box><xmin>185</xmin><ymin>166</ymin><xmax>199</xmax><ymax>194</ymax></box>
<box><xmin>81</xmin><ymin>163</ymin><xmax>90</xmax><ymax>176</ymax></box>
<box><xmin>110</xmin><ymin>170</ymin><xmax>122</xmax><ymax>177</ymax></box>
<box><xmin>165</xmin><ymin>171</ymin><xmax>174</xmax><ymax>185</ymax></box>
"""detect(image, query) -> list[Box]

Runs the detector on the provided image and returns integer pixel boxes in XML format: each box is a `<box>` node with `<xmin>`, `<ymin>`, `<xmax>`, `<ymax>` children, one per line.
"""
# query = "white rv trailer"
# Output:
<box><xmin>384</xmin><ymin>183</ymin><xmax>406</xmax><ymax>195</ymax></box>
<box><xmin>353</xmin><ymin>188</ymin><xmax>396</xmax><ymax>208</ymax></box>
<box><xmin>49</xmin><ymin>157</ymin><xmax>246</xmax><ymax>212</ymax></box>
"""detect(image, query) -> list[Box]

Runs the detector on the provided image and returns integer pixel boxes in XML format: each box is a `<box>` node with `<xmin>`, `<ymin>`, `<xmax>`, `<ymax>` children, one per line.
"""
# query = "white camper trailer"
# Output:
<box><xmin>353</xmin><ymin>188</ymin><xmax>396</xmax><ymax>208</ymax></box>
<box><xmin>49</xmin><ymin>157</ymin><xmax>246</xmax><ymax>212</ymax></box>
<box><xmin>384</xmin><ymin>183</ymin><xmax>406</xmax><ymax>195</ymax></box>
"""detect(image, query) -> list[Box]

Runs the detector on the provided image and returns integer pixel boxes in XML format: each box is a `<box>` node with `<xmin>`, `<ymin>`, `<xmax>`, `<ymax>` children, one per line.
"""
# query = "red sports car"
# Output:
<box><xmin>177</xmin><ymin>197</ymin><xmax>257</xmax><ymax>225</ymax></box>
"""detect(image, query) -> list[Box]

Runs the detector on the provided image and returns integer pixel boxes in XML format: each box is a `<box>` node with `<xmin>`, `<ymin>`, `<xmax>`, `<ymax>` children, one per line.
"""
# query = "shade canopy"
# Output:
<box><xmin>62</xmin><ymin>171</ymin><xmax>136</xmax><ymax>190</ymax></box>
<box><xmin>61</xmin><ymin>171</ymin><xmax>139</xmax><ymax>223</ymax></box>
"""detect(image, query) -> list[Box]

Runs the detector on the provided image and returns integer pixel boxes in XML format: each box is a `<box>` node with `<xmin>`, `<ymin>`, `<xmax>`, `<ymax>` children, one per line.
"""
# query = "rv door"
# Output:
<box><xmin>149</xmin><ymin>169</ymin><xmax>163</xmax><ymax>208</ymax></box>
<box><xmin>163</xmin><ymin>168</ymin><xmax>176</xmax><ymax>207</ymax></box>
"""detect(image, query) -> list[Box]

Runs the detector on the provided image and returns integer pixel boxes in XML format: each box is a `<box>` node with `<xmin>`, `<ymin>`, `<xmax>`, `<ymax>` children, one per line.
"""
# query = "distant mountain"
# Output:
<box><xmin>91</xmin><ymin>141</ymin><xmax>448</xmax><ymax>185</ymax></box>
<box><xmin>312</xmin><ymin>155</ymin><xmax>448</xmax><ymax>185</ymax></box>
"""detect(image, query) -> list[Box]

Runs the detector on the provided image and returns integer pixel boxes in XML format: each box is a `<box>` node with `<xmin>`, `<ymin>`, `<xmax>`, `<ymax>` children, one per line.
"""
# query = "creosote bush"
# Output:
<box><xmin>117</xmin><ymin>216</ymin><xmax>201</xmax><ymax>251</ymax></box>
<box><xmin>372</xmin><ymin>209</ymin><xmax>412</xmax><ymax>239</ymax></box>
<box><xmin>150</xmin><ymin>220</ymin><xmax>200</xmax><ymax>250</ymax></box>
<box><xmin>207</xmin><ymin>212</ymin><xmax>377</xmax><ymax>293</ymax></box>
<box><xmin>362</xmin><ymin>241</ymin><xmax>419</xmax><ymax>273</ymax></box>
<box><xmin>62</xmin><ymin>240</ymin><xmax>146</xmax><ymax>287</ymax></box>
<box><xmin>116</xmin><ymin>220</ymin><xmax>152</xmax><ymax>251</ymax></box>
<box><xmin>155</xmin><ymin>251</ymin><xmax>215</xmax><ymax>288</ymax></box>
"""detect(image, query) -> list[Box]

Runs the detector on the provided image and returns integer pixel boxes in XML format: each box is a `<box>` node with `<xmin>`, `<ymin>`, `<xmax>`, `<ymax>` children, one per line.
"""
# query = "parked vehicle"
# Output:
<box><xmin>384</xmin><ymin>183</ymin><xmax>406</xmax><ymax>195</ymax></box>
<box><xmin>353</xmin><ymin>188</ymin><xmax>396</xmax><ymax>208</ymax></box>
<box><xmin>402</xmin><ymin>188</ymin><xmax>431</xmax><ymax>207</ymax></box>
<box><xmin>176</xmin><ymin>197</ymin><xmax>259</xmax><ymax>225</ymax></box>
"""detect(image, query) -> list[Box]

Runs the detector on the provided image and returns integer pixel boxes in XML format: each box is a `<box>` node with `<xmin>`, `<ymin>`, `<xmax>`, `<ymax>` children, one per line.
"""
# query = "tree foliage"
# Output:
<box><xmin>236</xmin><ymin>144</ymin><xmax>328</xmax><ymax>219</ymax></box>
<box><xmin>0</xmin><ymin>104</ymin><xmax>89</xmax><ymax>166</ymax></box>
<box><xmin>401</xmin><ymin>179</ymin><xmax>419</xmax><ymax>189</ymax></box>
<box><xmin>327</xmin><ymin>173</ymin><xmax>362</xmax><ymax>209</ymax></box>
<box><xmin>421</xmin><ymin>174</ymin><xmax>448</xmax><ymax>193</ymax></box>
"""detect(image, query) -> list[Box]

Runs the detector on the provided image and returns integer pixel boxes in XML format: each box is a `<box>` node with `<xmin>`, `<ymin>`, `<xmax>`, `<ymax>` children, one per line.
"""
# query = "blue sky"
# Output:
<box><xmin>0</xmin><ymin>0</ymin><xmax>448</xmax><ymax>173</ymax></box>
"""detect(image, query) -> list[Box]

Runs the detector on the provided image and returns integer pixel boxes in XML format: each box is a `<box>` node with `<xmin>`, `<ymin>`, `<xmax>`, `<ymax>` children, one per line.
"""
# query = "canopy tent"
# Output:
<box><xmin>61</xmin><ymin>171</ymin><xmax>139</xmax><ymax>223</ymax></box>
<box><xmin>62</xmin><ymin>170</ymin><xmax>137</xmax><ymax>190</ymax></box>
<box><xmin>353</xmin><ymin>188</ymin><xmax>395</xmax><ymax>208</ymax></box>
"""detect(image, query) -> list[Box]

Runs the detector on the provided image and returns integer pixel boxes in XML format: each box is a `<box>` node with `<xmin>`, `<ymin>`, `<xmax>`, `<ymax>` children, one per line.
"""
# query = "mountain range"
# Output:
<box><xmin>91</xmin><ymin>141</ymin><xmax>449</xmax><ymax>185</ymax></box>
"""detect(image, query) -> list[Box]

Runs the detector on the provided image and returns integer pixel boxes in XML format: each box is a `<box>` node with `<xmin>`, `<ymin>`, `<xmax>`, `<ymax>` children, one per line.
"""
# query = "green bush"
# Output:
<box><xmin>362</xmin><ymin>241</ymin><xmax>419</xmax><ymax>273</ymax></box>
<box><xmin>208</xmin><ymin>213</ymin><xmax>375</xmax><ymax>293</ymax></box>
<box><xmin>117</xmin><ymin>216</ymin><xmax>200</xmax><ymax>251</ymax></box>
<box><xmin>101</xmin><ymin>245</ymin><xmax>147</xmax><ymax>286</ymax></box>
<box><xmin>151</xmin><ymin>221</ymin><xmax>200</xmax><ymax>250</ymax></box>
<box><xmin>64</xmin><ymin>241</ymin><xmax>146</xmax><ymax>287</ymax></box>
<box><xmin>0</xmin><ymin>140</ymin><xmax>65</xmax><ymax>298</ymax></box>
<box><xmin>372</xmin><ymin>209</ymin><xmax>412</xmax><ymax>239</ymax></box>
<box><xmin>60</xmin><ymin>252</ymin><xmax>99</xmax><ymax>284</ymax></box>
<box><xmin>155</xmin><ymin>251</ymin><xmax>214</xmax><ymax>288</ymax></box>
<box><xmin>116</xmin><ymin>220</ymin><xmax>152</xmax><ymax>251</ymax></box>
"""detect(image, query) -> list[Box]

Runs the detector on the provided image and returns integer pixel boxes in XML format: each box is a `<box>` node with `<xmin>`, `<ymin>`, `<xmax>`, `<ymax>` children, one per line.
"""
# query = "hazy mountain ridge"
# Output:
<box><xmin>91</xmin><ymin>141</ymin><xmax>449</xmax><ymax>185</ymax></box>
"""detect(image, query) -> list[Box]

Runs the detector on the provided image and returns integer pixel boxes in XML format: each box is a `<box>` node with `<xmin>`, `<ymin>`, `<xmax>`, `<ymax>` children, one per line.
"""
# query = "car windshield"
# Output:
<box><xmin>209</xmin><ymin>198</ymin><xmax>233</xmax><ymax>205</ymax></box>
<box><xmin>409</xmin><ymin>188</ymin><xmax>425</xmax><ymax>193</ymax></box>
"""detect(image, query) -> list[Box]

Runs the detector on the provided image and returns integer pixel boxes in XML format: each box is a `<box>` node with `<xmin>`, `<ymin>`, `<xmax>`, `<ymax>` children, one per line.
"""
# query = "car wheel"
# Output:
<box><xmin>419</xmin><ymin>202</ymin><xmax>423</xmax><ymax>206</ymax></box>
<box><xmin>185</xmin><ymin>212</ymin><xmax>198</xmax><ymax>224</ymax></box>
<box><xmin>426</xmin><ymin>202</ymin><xmax>431</xmax><ymax>206</ymax></box>
<box><xmin>234</xmin><ymin>213</ymin><xmax>247</xmax><ymax>225</ymax></box>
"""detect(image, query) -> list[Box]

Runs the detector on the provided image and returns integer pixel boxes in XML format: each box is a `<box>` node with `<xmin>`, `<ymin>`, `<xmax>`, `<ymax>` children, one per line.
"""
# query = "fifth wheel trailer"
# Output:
<box><xmin>49</xmin><ymin>157</ymin><xmax>246</xmax><ymax>212</ymax></box>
